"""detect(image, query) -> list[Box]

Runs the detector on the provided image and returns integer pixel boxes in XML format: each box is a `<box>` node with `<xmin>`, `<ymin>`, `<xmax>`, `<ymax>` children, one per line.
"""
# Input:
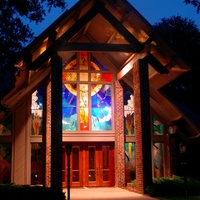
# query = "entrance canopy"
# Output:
<box><xmin>2</xmin><ymin>0</ymin><xmax>199</xmax><ymax>138</ymax></box>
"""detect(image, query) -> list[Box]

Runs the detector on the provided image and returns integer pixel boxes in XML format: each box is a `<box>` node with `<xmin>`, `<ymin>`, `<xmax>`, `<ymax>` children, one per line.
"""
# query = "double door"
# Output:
<box><xmin>62</xmin><ymin>142</ymin><xmax>114</xmax><ymax>187</ymax></box>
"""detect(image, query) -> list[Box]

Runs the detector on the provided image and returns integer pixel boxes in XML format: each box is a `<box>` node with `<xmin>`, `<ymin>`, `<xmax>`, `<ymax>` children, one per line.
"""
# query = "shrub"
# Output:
<box><xmin>144</xmin><ymin>176</ymin><xmax>200</xmax><ymax>197</ymax></box>
<box><xmin>0</xmin><ymin>183</ymin><xmax>66</xmax><ymax>200</ymax></box>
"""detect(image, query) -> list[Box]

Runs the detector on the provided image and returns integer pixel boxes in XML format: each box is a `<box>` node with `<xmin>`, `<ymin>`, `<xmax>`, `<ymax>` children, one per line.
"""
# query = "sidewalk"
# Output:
<box><xmin>64</xmin><ymin>187</ymin><xmax>158</xmax><ymax>200</ymax></box>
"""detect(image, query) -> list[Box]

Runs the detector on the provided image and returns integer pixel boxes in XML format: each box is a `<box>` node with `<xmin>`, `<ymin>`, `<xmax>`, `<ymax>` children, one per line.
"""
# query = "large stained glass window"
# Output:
<box><xmin>31</xmin><ymin>87</ymin><xmax>43</xmax><ymax>135</ymax></box>
<box><xmin>62</xmin><ymin>52</ymin><xmax>112</xmax><ymax>131</ymax></box>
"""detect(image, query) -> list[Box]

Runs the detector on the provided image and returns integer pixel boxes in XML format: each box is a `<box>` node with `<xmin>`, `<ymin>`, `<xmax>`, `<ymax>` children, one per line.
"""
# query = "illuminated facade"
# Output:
<box><xmin>0</xmin><ymin>0</ymin><xmax>197</xmax><ymax>194</ymax></box>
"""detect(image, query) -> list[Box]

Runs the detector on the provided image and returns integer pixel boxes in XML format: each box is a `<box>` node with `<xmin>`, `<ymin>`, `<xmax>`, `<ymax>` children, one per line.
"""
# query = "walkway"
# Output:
<box><xmin>64</xmin><ymin>187</ymin><xmax>158</xmax><ymax>200</ymax></box>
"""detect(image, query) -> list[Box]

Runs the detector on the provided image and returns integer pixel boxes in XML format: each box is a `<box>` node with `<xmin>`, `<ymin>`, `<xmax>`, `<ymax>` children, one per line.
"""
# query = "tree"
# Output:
<box><xmin>153</xmin><ymin>16</ymin><xmax>200</xmax><ymax>69</ymax></box>
<box><xmin>0</xmin><ymin>0</ymin><xmax>67</xmax><ymax>105</ymax></box>
<box><xmin>153</xmin><ymin>16</ymin><xmax>200</xmax><ymax>128</ymax></box>
<box><xmin>184</xmin><ymin>0</ymin><xmax>200</xmax><ymax>13</ymax></box>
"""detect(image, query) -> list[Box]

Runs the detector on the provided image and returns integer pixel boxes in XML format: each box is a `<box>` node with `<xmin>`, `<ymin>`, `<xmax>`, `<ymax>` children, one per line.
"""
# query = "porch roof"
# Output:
<box><xmin>2</xmin><ymin>0</ymin><xmax>199</xmax><ymax>139</ymax></box>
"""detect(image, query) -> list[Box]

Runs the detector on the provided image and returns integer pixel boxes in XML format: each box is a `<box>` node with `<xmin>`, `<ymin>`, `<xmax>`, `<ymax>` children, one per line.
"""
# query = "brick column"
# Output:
<box><xmin>114</xmin><ymin>80</ymin><xmax>125</xmax><ymax>187</ymax></box>
<box><xmin>51</xmin><ymin>55</ymin><xmax>63</xmax><ymax>192</ymax></box>
<box><xmin>45</xmin><ymin>80</ymin><xmax>51</xmax><ymax>187</ymax></box>
<box><xmin>133</xmin><ymin>59</ymin><xmax>152</xmax><ymax>194</ymax></box>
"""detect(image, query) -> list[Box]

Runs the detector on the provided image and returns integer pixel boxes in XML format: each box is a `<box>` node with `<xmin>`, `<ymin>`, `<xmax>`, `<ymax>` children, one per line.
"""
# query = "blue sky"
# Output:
<box><xmin>30</xmin><ymin>0</ymin><xmax>200</xmax><ymax>36</ymax></box>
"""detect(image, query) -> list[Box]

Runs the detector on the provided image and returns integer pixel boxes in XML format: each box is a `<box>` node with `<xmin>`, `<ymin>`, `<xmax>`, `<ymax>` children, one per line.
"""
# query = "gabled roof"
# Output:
<box><xmin>1</xmin><ymin>0</ymin><xmax>199</xmax><ymax>138</ymax></box>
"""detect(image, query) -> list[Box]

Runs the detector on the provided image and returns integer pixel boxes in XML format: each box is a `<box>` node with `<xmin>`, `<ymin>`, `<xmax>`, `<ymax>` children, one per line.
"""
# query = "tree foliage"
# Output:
<box><xmin>153</xmin><ymin>16</ymin><xmax>200</xmax><ymax>117</ymax></box>
<box><xmin>0</xmin><ymin>0</ymin><xmax>67</xmax><ymax>101</ymax></box>
<box><xmin>0</xmin><ymin>0</ymin><xmax>200</xmax><ymax>110</ymax></box>
<box><xmin>153</xmin><ymin>15</ymin><xmax>200</xmax><ymax>69</ymax></box>
<box><xmin>184</xmin><ymin>0</ymin><xmax>200</xmax><ymax>13</ymax></box>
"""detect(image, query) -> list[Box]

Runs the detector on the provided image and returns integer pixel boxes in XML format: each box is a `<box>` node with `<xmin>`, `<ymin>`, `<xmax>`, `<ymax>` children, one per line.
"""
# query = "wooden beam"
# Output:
<box><xmin>58</xmin><ymin>42</ymin><xmax>142</xmax><ymax>52</ymax></box>
<box><xmin>117</xmin><ymin>46</ymin><xmax>149</xmax><ymax>80</ymax></box>
<box><xmin>147</xmin><ymin>54</ymin><xmax>169</xmax><ymax>74</ymax></box>
<box><xmin>0</xmin><ymin>66</ymin><xmax>51</xmax><ymax>123</ymax></box>
<box><xmin>27</xmin><ymin>2</ymin><xmax>100</xmax><ymax>70</ymax></box>
<box><xmin>99</xmin><ymin>2</ymin><xmax>143</xmax><ymax>48</ymax></box>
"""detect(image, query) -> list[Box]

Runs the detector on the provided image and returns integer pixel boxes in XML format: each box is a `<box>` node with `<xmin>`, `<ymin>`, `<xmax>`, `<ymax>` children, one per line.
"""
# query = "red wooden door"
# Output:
<box><xmin>62</xmin><ymin>142</ymin><xmax>114</xmax><ymax>188</ymax></box>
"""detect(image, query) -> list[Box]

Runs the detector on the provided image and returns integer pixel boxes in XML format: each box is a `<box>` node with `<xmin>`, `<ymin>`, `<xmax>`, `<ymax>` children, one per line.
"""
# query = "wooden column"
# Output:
<box><xmin>51</xmin><ymin>54</ymin><xmax>63</xmax><ymax>192</ymax></box>
<box><xmin>133</xmin><ymin>59</ymin><xmax>152</xmax><ymax>194</ymax></box>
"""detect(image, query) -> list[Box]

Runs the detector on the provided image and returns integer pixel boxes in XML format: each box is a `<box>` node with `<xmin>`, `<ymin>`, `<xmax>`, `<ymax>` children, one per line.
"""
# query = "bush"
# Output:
<box><xmin>0</xmin><ymin>183</ymin><xmax>66</xmax><ymax>200</ymax></box>
<box><xmin>144</xmin><ymin>176</ymin><xmax>200</xmax><ymax>197</ymax></box>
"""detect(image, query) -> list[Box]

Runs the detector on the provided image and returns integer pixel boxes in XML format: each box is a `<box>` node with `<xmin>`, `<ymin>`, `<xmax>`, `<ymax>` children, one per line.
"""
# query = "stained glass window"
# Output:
<box><xmin>125</xmin><ymin>142</ymin><xmax>136</xmax><ymax>182</ymax></box>
<box><xmin>79</xmin><ymin>52</ymin><xmax>88</xmax><ymax>70</ymax></box>
<box><xmin>124</xmin><ymin>89</ymin><xmax>134</xmax><ymax>135</ymax></box>
<box><xmin>0</xmin><ymin>143</ymin><xmax>11</xmax><ymax>183</ymax></box>
<box><xmin>153</xmin><ymin>142</ymin><xmax>164</xmax><ymax>177</ymax></box>
<box><xmin>62</xmin><ymin>84</ymin><xmax>77</xmax><ymax>130</ymax></box>
<box><xmin>31</xmin><ymin>143</ymin><xmax>42</xmax><ymax>185</ymax></box>
<box><xmin>80</xmin><ymin>84</ymin><xmax>89</xmax><ymax>130</ymax></box>
<box><xmin>63</xmin><ymin>72</ymin><xmax>77</xmax><ymax>81</ymax></box>
<box><xmin>31</xmin><ymin>87</ymin><xmax>43</xmax><ymax>135</ymax></box>
<box><xmin>91</xmin><ymin>73</ymin><xmax>112</xmax><ymax>82</ymax></box>
<box><xmin>152</xmin><ymin>116</ymin><xmax>164</xmax><ymax>135</ymax></box>
<box><xmin>62</xmin><ymin>52</ymin><xmax>113</xmax><ymax>131</ymax></box>
<box><xmin>0</xmin><ymin>115</ymin><xmax>12</xmax><ymax>136</ymax></box>
<box><xmin>91</xmin><ymin>84</ymin><xmax>112</xmax><ymax>130</ymax></box>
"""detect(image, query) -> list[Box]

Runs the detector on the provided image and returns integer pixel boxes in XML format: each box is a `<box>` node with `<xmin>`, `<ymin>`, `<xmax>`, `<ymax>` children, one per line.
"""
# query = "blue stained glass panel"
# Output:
<box><xmin>62</xmin><ymin>84</ymin><xmax>77</xmax><ymax>130</ymax></box>
<box><xmin>91</xmin><ymin>84</ymin><xmax>112</xmax><ymax>130</ymax></box>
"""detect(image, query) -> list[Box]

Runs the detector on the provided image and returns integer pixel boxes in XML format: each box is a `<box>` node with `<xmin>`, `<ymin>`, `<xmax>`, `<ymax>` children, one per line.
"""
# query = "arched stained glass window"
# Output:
<box><xmin>62</xmin><ymin>52</ymin><xmax>113</xmax><ymax>131</ymax></box>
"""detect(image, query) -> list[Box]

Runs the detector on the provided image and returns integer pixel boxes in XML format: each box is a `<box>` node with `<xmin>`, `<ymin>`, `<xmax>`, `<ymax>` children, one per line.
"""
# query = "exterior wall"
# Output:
<box><xmin>13</xmin><ymin>100</ymin><xmax>30</xmax><ymax>184</ymax></box>
<box><xmin>114</xmin><ymin>80</ymin><xmax>125</xmax><ymax>187</ymax></box>
<box><xmin>3</xmin><ymin>59</ymin><xmax>173</xmax><ymax>189</ymax></box>
<box><xmin>1</xmin><ymin>74</ymin><xmax>173</xmax><ymax>189</ymax></box>
<box><xmin>7</xmin><ymin>65</ymin><xmax>171</xmax><ymax>190</ymax></box>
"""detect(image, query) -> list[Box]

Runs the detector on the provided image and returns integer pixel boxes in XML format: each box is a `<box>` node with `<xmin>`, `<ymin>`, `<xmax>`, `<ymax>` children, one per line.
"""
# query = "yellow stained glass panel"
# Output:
<box><xmin>80</xmin><ymin>73</ymin><xmax>88</xmax><ymax>81</ymax></box>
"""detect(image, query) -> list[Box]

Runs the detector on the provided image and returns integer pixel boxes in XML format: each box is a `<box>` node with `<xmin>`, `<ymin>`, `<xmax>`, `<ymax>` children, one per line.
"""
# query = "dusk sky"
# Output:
<box><xmin>29</xmin><ymin>0</ymin><xmax>200</xmax><ymax>36</ymax></box>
